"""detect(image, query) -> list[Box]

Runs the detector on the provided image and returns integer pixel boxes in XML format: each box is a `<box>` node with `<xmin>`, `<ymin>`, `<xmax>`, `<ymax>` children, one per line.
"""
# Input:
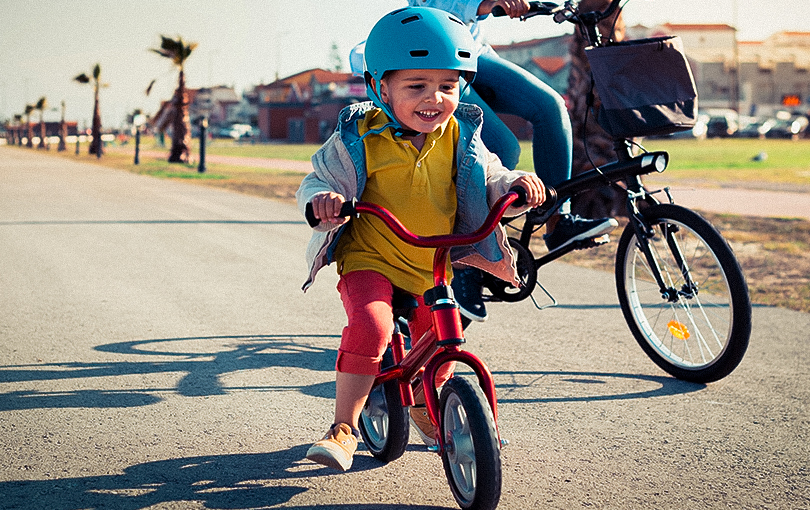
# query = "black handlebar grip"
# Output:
<box><xmin>508</xmin><ymin>185</ymin><xmax>557</xmax><ymax>211</ymax></box>
<box><xmin>305</xmin><ymin>200</ymin><xmax>356</xmax><ymax>228</ymax></box>
<box><xmin>509</xmin><ymin>186</ymin><xmax>529</xmax><ymax>208</ymax></box>
<box><xmin>491</xmin><ymin>5</ymin><xmax>507</xmax><ymax>16</ymax></box>
<box><xmin>536</xmin><ymin>185</ymin><xmax>558</xmax><ymax>214</ymax></box>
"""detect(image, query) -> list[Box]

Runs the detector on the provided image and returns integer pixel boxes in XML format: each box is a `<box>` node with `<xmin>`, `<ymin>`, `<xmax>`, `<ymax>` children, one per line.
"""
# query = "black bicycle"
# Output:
<box><xmin>487</xmin><ymin>0</ymin><xmax>752</xmax><ymax>384</ymax></box>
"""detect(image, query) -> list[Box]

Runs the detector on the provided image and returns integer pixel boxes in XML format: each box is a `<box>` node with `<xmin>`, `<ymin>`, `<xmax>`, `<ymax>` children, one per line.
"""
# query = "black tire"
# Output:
<box><xmin>485</xmin><ymin>237</ymin><xmax>537</xmax><ymax>302</ymax></box>
<box><xmin>615</xmin><ymin>204</ymin><xmax>751</xmax><ymax>383</ymax></box>
<box><xmin>358</xmin><ymin>349</ymin><xmax>410</xmax><ymax>462</ymax></box>
<box><xmin>440</xmin><ymin>377</ymin><xmax>501</xmax><ymax>510</ymax></box>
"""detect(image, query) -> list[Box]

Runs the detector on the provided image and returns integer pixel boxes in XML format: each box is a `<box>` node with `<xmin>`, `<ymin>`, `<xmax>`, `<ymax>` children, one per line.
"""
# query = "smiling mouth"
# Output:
<box><xmin>416</xmin><ymin>110</ymin><xmax>440</xmax><ymax>120</ymax></box>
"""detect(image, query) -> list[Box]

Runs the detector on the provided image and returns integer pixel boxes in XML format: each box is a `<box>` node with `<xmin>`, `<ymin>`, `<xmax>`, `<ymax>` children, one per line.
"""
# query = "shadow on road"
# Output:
<box><xmin>1</xmin><ymin>334</ymin><xmax>704</xmax><ymax>413</ymax></box>
<box><xmin>0</xmin><ymin>335</ymin><xmax>340</xmax><ymax>412</ymax></box>
<box><xmin>1</xmin><ymin>334</ymin><xmax>704</xmax><ymax>508</ymax></box>
<box><xmin>0</xmin><ymin>445</ymin><xmax>453</xmax><ymax>510</ymax></box>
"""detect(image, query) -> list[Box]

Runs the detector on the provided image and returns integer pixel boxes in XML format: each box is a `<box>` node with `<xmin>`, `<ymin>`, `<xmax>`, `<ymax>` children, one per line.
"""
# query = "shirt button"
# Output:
<box><xmin>416</xmin><ymin>162</ymin><xmax>421</xmax><ymax>167</ymax></box>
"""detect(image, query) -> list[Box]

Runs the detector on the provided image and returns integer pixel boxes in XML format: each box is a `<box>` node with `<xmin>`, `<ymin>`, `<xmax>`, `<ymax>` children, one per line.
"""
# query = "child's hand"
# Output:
<box><xmin>512</xmin><ymin>175</ymin><xmax>546</xmax><ymax>208</ymax></box>
<box><xmin>311</xmin><ymin>192</ymin><xmax>350</xmax><ymax>225</ymax></box>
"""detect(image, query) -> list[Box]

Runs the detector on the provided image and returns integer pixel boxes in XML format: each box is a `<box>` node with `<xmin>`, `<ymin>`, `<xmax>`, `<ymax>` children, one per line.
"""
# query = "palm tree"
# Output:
<box><xmin>151</xmin><ymin>35</ymin><xmax>197</xmax><ymax>163</ymax></box>
<box><xmin>74</xmin><ymin>63</ymin><xmax>104</xmax><ymax>156</ymax></box>
<box><xmin>24</xmin><ymin>104</ymin><xmax>34</xmax><ymax>148</ymax></box>
<box><xmin>35</xmin><ymin>96</ymin><xmax>48</xmax><ymax>149</ymax></box>
<box><xmin>566</xmin><ymin>0</ymin><xmax>627</xmax><ymax>218</ymax></box>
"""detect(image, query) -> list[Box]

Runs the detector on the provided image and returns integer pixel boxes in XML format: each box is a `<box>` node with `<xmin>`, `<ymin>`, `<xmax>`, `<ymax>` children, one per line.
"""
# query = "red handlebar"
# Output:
<box><xmin>353</xmin><ymin>191</ymin><xmax>521</xmax><ymax>249</ymax></box>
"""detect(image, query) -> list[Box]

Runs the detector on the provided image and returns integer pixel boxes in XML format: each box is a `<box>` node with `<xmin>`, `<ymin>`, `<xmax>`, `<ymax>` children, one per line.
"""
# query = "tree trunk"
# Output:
<box><xmin>38</xmin><ymin>116</ymin><xmax>47</xmax><ymax>149</ymax></box>
<box><xmin>566</xmin><ymin>0</ymin><xmax>628</xmax><ymax>218</ymax></box>
<box><xmin>89</xmin><ymin>87</ymin><xmax>103</xmax><ymax>156</ymax></box>
<box><xmin>58</xmin><ymin>119</ymin><xmax>67</xmax><ymax>151</ymax></box>
<box><xmin>168</xmin><ymin>70</ymin><xmax>190</xmax><ymax>164</ymax></box>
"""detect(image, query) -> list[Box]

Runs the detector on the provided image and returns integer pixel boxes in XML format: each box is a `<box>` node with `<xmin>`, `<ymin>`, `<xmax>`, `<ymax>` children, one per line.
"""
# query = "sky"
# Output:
<box><xmin>2</xmin><ymin>0</ymin><xmax>810</xmax><ymax>128</ymax></box>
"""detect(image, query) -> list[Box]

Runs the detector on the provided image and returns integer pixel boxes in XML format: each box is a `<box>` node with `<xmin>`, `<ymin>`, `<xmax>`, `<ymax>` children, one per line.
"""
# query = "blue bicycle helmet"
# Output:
<box><xmin>363</xmin><ymin>6</ymin><xmax>477</xmax><ymax>135</ymax></box>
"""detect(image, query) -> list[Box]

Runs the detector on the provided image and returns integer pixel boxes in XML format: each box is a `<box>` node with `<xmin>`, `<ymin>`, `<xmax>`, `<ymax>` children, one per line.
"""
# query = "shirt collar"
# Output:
<box><xmin>364</xmin><ymin>108</ymin><xmax>452</xmax><ymax>143</ymax></box>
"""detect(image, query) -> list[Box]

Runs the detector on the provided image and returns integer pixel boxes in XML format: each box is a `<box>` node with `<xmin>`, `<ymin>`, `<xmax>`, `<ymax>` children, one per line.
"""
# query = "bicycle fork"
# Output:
<box><xmin>380</xmin><ymin>283</ymin><xmax>502</xmax><ymax>455</ymax></box>
<box><xmin>626</xmin><ymin>188</ymin><xmax>698</xmax><ymax>302</ymax></box>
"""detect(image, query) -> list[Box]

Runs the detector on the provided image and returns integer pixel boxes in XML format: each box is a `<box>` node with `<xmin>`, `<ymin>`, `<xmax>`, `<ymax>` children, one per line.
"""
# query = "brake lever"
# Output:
<box><xmin>553</xmin><ymin>3</ymin><xmax>578</xmax><ymax>24</ymax></box>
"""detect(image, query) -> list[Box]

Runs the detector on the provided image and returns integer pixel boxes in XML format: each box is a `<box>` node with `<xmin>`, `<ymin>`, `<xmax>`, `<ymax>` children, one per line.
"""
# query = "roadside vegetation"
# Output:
<box><xmin>23</xmin><ymin>136</ymin><xmax>810</xmax><ymax>313</ymax></box>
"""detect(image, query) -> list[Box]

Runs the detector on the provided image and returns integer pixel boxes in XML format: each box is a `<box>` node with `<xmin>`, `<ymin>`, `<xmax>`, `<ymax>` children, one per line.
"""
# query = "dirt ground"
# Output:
<box><xmin>545</xmin><ymin>213</ymin><xmax>810</xmax><ymax>313</ymax></box>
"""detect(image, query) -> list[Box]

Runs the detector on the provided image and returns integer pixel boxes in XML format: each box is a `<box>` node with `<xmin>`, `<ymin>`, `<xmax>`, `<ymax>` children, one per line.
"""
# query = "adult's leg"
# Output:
<box><xmin>474</xmin><ymin>49</ymin><xmax>573</xmax><ymax>188</ymax></box>
<box><xmin>463</xmin><ymin>86</ymin><xmax>521</xmax><ymax>170</ymax></box>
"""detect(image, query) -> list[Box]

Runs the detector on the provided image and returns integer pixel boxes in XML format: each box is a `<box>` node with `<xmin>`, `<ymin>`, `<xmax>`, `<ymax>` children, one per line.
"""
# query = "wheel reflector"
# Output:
<box><xmin>667</xmin><ymin>320</ymin><xmax>690</xmax><ymax>340</ymax></box>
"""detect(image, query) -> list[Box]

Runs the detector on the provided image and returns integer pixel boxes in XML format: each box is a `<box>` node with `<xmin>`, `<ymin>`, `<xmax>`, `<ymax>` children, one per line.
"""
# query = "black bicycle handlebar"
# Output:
<box><xmin>491</xmin><ymin>1</ymin><xmax>559</xmax><ymax>18</ymax></box>
<box><xmin>491</xmin><ymin>0</ymin><xmax>624</xmax><ymax>25</ymax></box>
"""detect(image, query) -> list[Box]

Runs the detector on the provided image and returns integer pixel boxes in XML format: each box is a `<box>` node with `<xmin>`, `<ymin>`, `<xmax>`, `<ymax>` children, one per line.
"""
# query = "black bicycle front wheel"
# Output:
<box><xmin>615</xmin><ymin>204</ymin><xmax>751</xmax><ymax>383</ymax></box>
<box><xmin>358</xmin><ymin>349</ymin><xmax>410</xmax><ymax>462</ymax></box>
<box><xmin>440</xmin><ymin>376</ymin><xmax>501</xmax><ymax>510</ymax></box>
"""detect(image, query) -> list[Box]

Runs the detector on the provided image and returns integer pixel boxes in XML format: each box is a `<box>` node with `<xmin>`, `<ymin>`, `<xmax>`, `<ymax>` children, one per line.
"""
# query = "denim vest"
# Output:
<box><xmin>297</xmin><ymin>101</ymin><xmax>528</xmax><ymax>292</ymax></box>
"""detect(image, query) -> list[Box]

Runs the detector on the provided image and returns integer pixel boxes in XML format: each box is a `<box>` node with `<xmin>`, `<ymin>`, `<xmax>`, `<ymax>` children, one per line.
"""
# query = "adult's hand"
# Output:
<box><xmin>477</xmin><ymin>0</ymin><xmax>531</xmax><ymax>18</ymax></box>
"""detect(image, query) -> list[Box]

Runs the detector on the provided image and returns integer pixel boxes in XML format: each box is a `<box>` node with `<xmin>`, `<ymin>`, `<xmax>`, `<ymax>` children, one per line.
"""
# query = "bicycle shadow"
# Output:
<box><xmin>0</xmin><ymin>446</ymin><xmax>452</xmax><ymax>510</ymax></box>
<box><xmin>0</xmin><ymin>334</ymin><xmax>704</xmax><ymax>412</ymax></box>
<box><xmin>0</xmin><ymin>334</ymin><xmax>340</xmax><ymax>412</ymax></box>
<box><xmin>1</xmin><ymin>332</ymin><xmax>703</xmax><ymax>508</ymax></box>
<box><xmin>491</xmin><ymin>370</ymin><xmax>705</xmax><ymax>403</ymax></box>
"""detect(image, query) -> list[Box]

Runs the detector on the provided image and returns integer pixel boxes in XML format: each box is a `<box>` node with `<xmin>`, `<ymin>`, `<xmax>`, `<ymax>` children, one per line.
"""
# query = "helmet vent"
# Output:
<box><xmin>400</xmin><ymin>15</ymin><xmax>420</xmax><ymax>24</ymax></box>
<box><xmin>410</xmin><ymin>50</ymin><xmax>429</xmax><ymax>57</ymax></box>
<box><xmin>458</xmin><ymin>51</ymin><xmax>471</xmax><ymax>59</ymax></box>
<box><xmin>447</xmin><ymin>16</ymin><xmax>465</xmax><ymax>27</ymax></box>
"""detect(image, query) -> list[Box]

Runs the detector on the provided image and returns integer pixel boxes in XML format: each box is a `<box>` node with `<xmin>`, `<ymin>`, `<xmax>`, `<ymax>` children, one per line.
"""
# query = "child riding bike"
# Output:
<box><xmin>297</xmin><ymin>6</ymin><xmax>546</xmax><ymax>471</ymax></box>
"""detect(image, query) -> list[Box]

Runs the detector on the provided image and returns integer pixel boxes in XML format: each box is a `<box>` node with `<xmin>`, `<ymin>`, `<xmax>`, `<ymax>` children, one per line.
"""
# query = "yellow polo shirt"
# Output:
<box><xmin>335</xmin><ymin>109</ymin><xmax>458</xmax><ymax>295</ymax></box>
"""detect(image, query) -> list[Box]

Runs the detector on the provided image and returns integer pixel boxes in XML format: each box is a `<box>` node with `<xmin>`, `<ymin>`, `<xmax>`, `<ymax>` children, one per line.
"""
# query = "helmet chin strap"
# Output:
<box><xmin>365</xmin><ymin>72</ymin><xmax>422</xmax><ymax>139</ymax></box>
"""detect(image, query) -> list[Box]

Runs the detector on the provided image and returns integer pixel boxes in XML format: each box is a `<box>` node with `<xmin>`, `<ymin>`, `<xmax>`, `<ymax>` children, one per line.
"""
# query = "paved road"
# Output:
<box><xmin>1</xmin><ymin>147</ymin><xmax>808</xmax><ymax>509</ymax></box>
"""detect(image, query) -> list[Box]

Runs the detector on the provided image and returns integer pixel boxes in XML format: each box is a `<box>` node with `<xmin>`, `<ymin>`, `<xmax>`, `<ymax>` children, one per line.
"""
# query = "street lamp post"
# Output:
<box><xmin>133</xmin><ymin>114</ymin><xmax>146</xmax><ymax>165</ymax></box>
<box><xmin>198</xmin><ymin>116</ymin><xmax>208</xmax><ymax>173</ymax></box>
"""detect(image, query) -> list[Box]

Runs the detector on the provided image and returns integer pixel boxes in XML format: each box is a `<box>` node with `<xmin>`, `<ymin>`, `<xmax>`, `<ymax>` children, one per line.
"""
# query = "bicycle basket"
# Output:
<box><xmin>585</xmin><ymin>36</ymin><xmax>698</xmax><ymax>139</ymax></box>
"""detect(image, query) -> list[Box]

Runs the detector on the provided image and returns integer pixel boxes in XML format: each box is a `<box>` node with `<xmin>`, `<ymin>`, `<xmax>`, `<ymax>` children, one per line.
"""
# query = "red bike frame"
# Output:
<box><xmin>350</xmin><ymin>191</ymin><xmax>523</xmax><ymax>453</ymax></box>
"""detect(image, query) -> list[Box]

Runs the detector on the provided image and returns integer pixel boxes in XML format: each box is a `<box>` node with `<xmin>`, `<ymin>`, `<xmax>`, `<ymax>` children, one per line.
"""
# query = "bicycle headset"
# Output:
<box><xmin>363</xmin><ymin>6</ymin><xmax>478</xmax><ymax>137</ymax></box>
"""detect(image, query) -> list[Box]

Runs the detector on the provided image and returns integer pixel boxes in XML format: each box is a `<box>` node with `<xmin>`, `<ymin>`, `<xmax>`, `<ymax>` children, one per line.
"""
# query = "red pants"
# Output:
<box><xmin>336</xmin><ymin>270</ymin><xmax>454</xmax><ymax>384</ymax></box>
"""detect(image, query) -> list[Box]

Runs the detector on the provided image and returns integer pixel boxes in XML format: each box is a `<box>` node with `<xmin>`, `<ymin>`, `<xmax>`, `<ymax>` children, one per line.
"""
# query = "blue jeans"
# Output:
<box><xmin>463</xmin><ymin>49</ymin><xmax>573</xmax><ymax>188</ymax></box>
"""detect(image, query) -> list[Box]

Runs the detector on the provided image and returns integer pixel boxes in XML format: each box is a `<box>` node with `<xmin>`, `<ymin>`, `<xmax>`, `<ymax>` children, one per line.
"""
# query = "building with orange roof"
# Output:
<box><xmin>254</xmin><ymin>69</ymin><xmax>366</xmax><ymax>142</ymax></box>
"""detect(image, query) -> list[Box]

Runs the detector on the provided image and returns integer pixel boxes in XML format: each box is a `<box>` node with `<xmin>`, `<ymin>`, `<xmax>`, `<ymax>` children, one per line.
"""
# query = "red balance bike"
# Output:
<box><xmin>307</xmin><ymin>188</ymin><xmax>553</xmax><ymax>510</ymax></box>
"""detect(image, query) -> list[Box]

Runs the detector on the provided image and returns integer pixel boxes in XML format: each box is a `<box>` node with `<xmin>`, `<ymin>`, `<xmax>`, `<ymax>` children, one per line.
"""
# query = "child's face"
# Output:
<box><xmin>379</xmin><ymin>69</ymin><xmax>461</xmax><ymax>134</ymax></box>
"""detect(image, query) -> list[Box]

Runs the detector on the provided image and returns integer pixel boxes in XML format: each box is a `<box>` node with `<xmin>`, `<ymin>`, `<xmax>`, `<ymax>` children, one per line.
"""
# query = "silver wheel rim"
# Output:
<box><xmin>443</xmin><ymin>392</ymin><xmax>477</xmax><ymax>503</ymax></box>
<box><xmin>625</xmin><ymin>219</ymin><xmax>734</xmax><ymax>369</ymax></box>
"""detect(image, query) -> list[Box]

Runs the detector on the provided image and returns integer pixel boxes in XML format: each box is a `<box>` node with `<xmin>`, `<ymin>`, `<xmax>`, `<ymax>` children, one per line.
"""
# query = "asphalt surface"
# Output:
<box><xmin>1</xmin><ymin>147</ymin><xmax>808</xmax><ymax>509</ymax></box>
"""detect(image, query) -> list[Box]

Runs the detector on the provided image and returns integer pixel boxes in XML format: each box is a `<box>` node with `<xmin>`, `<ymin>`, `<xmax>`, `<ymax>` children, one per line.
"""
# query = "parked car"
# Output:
<box><xmin>217</xmin><ymin>124</ymin><xmax>255</xmax><ymax>140</ymax></box>
<box><xmin>736</xmin><ymin>116</ymin><xmax>771</xmax><ymax>138</ymax></box>
<box><xmin>706</xmin><ymin>112</ymin><xmax>739</xmax><ymax>138</ymax></box>
<box><xmin>764</xmin><ymin>115</ymin><xmax>809</xmax><ymax>139</ymax></box>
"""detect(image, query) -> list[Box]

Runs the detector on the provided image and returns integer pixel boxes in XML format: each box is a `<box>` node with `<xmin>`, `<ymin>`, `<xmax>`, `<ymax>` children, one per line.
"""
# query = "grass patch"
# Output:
<box><xmin>516</xmin><ymin>138</ymin><xmax>810</xmax><ymax>190</ymax></box>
